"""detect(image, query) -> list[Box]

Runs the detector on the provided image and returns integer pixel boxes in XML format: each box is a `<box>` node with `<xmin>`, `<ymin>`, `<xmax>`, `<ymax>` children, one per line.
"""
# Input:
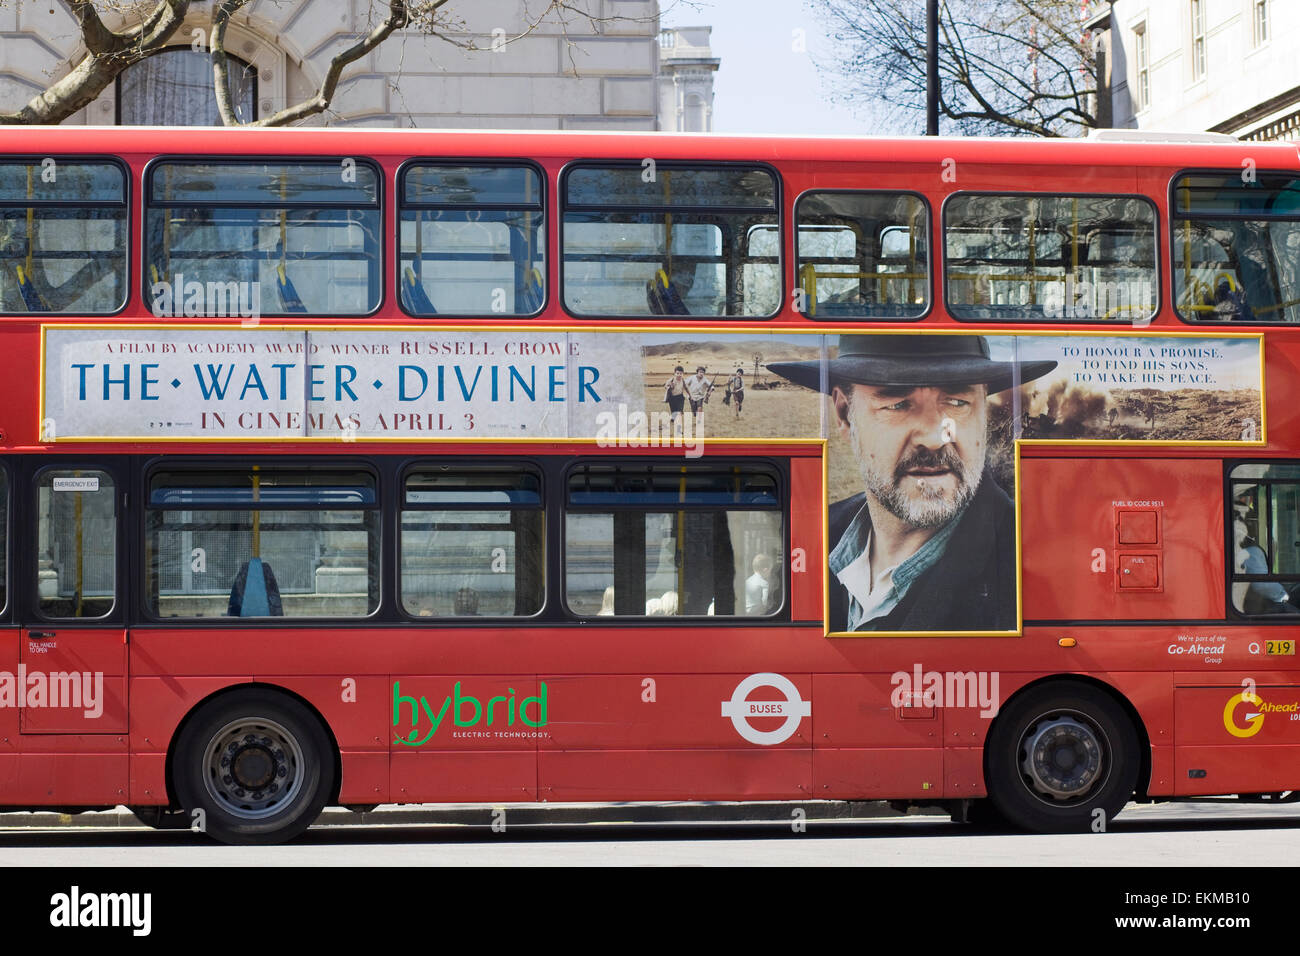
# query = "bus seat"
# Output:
<box><xmin>14</xmin><ymin>265</ymin><xmax>49</xmax><ymax>312</ymax></box>
<box><xmin>655</xmin><ymin>269</ymin><xmax>690</xmax><ymax>315</ymax></box>
<box><xmin>276</xmin><ymin>265</ymin><xmax>308</xmax><ymax>313</ymax></box>
<box><xmin>228</xmin><ymin>558</ymin><xmax>284</xmax><ymax>618</ymax></box>
<box><xmin>646</xmin><ymin>269</ymin><xmax>689</xmax><ymax>315</ymax></box>
<box><xmin>401</xmin><ymin>266</ymin><xmax>437</xmax><ymax>314</ymax></box>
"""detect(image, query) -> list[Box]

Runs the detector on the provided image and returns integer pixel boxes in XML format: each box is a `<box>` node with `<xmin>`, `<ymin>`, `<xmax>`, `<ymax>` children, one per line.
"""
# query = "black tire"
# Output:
<box><xmin>985</xmin><ymin>681</ymin><xmax>1139</xmax><ymax>833</ymax></box>
<box><xmin>173</xmin><ymin>689</ymin><xmax>333</xmax><ymax>846</ymax></box>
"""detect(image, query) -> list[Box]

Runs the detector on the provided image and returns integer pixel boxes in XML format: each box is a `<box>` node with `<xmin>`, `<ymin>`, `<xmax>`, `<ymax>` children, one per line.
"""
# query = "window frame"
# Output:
<box><xmin>139</xmin><ymin>459</ymin><xmax>383</xmax><ymax>624</ymax></box>
<box><xmin>1133</xmin><ymin>23</ymin><xmax>1150</xmax><ymax>111</ymax></box>
<box><xmin>0</xmin><ymin>154</ymin><xmax>131</xmax><ymax>317</ymax></box>
<box><xmin>1190</xmin><ymin>0</ymin><xmax>1207</xmax><ymax>81</ymax></box>
<box><xmin>395</xmin><ymin>157</ymin><xmax>548</xmax><ymax>320</ymax></box>
<box><xmin>396</xmin><ymin>460</ymin><xmax>547</xmax><ymax>621</ymax></box>
<box><xmin>30</xmin><ymin>462</ymin><xmax>123</xmax><ymax>624</ymax></box>
<box><xmin>1168</xmin><ymin>166</ymin><xmax>1300</xmax><ymax>325</ymax></box>
<box><xmin>792</xmin><ymin>187</ymin><xmax>933</xmax><ymax>322</ymax></box>
<box><xmin>941</xmin><ymin>189</ymin><xmax>1162</xmax><ymax>325</ymax></box>
<box><xmin>0</xmin><ymin>461</ymin><xmax>9</xmax><ymax>622</ymax></box>
<box><xmin>559</xmin><ymin>457</ymin><xmax>789</xmax><ymax>621</ymax></box>
<box><xmin>558</xmin><ymin>159</ymin><xmax>784</xmax><ymax>321</ymax></box>
<box><xmin>140</xmin><ymin>154</ymin><xmax>385</xmax><ymax>319</ymax></box>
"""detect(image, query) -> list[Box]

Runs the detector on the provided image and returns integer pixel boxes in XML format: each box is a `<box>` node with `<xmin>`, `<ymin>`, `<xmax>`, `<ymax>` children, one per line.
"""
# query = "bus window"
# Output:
<box><xmin>563</xmin><ymin>463</ymin><xmax>784</xmax><ymax>617</ymax></box>
<box><xmin>0</xmin><ymin>468</ymin><xmax>7</xmax><ymax>615</ymax></box>
<box><xmin>1230</xmin><ymin>463</ymin><xmax>1300</xmax><ymax>616</ymax></box>
<box><xmin>562</xmin><ymin>164</ymin><xmax>780</xmax><ymax>318</ymax></box>
<box><xmin>795</xmin><ymin>191</ymin><xmax>929</xmax><ymax>319</ymax></box>
<box><xmin>145</xmin><ymin>469</ymin><xmax>379</xmax><ymax>619</ymax></box>
<box><xmin>0</xmin><ymin>160</ymin><xmax>126</xmax><ymax>314</ymax></box>
<box><xmin>36</xmin><ymin>470</ymin><xmax>116</xmax><ymax>619</ymax></box>
<box><xmin>945</xmin><ymin>194</ymin><xmax>1157</xmax><ymax>322</ymax></box>
<box><xmin>145</xmin><ymin>161</ymin><xmax>381</xmax><ymax>317</ymax></box>
<box><xmin>1174</xmin><ymin>173</ymin><xmax>1300</xmax><ymax>323</ymax></box>
<box><xmin>400</xmin><ymin>467</ymin><xmax>543</xmax><ymax>618</ymax></box>
<box><xmin>399</xmin><ymin>164</ymin><xmax>545</xmax><ymax>316</ymax></box>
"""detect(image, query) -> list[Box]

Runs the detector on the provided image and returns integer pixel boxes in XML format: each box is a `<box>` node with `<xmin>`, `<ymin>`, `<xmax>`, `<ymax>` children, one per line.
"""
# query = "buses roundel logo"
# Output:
<box><xmin>721</xmin><ymin>673</ymin><xmax>811</xmax><ymax>746</ymax></box>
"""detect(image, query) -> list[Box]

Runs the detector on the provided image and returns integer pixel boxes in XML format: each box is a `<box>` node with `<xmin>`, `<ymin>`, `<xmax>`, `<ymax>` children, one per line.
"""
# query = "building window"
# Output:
<box><xmin>1254</xmin><ymin>0</ymin><xmax>1269</xmax><ymax>46</ymax></box>
<box><xmin>118</xmin><ymin>48</ymin><xmax>256</xmax><ymax>126</ymax></box>
<box><xmin>1190</xmin><ymin>0</ymin><xmax>1206</xmax><ymax>80</ymax></box>
<box><xmin>1134</xmin><ymin>24</ymin><xmax>1150</xmax><ymax>110</ymax></box>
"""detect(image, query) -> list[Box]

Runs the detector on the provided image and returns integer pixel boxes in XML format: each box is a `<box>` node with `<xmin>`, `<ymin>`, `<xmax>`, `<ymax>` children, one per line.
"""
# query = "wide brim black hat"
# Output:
<box><xmin>767</xmin><ymin>334</ymin><xmax>1056</xmax><ymax>395</ymax></box>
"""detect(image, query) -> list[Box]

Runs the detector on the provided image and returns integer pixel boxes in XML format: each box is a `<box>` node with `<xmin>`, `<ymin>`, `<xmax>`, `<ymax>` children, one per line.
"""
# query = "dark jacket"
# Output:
<box><xmin>828</xmin><ymin>470</ymin><xmax>1016</xmax><ymax>632</ymax></box>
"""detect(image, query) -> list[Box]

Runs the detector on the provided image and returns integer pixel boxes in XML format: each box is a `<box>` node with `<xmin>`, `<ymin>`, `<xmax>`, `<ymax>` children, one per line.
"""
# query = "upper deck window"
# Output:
<box><xmin>795</xmin><ymin>191</ymin><xmax>929</xmax><ymax>319</ymax></box>
<box><xmin>945</xmin><ymin>193</ymin><xmax>1157</xmax><ymax>323</ymax></box>
<box><xmin>0</xmin><ymin>160</ymin><xmax>127</xmax><ymax>315</ymax></box>
<box><xmin>562</xmin><ymin>164</ymin><xmax>780</xmax><ymax>318</ymax></box>
<box><xmin>398</xmin><ymin>163</ymin><xmax>544</xmax><ymax>317</ymax></box>
<box><xmin>145</xmin><ymin>160</ymin><xmax>381</xmax><ymax>318</ymax></box>
<box><xmin>1173</xmin><ymin>172</ymin><xmax>1300</xmax><ymax>323</ymax></box>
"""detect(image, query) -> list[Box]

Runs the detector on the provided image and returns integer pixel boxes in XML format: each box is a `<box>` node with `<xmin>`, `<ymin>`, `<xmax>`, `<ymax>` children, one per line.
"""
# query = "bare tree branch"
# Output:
<box><xmin>0</xmin><ymin>0</ymin><xmax>192</xmax><ymax>125</ymax></box>
<box><xmin>811</xmin><ymin>0</ymin><xmax>1097</xmax><ymax>137</ymax></box>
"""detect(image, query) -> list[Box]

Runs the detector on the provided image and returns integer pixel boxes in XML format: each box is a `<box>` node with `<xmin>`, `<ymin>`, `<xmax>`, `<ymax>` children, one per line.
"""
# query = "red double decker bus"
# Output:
<box><xmin>0</xmin><ymin>125</ymin><xmax>1295</xmax><ymax>843</ymax></box>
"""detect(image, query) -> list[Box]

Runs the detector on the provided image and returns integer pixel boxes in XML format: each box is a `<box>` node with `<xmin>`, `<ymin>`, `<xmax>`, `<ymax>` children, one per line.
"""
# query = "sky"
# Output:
<box><xmin>660</xmin><ymin>0</ymin><xmax>884</xmax><ymax>136</ymax></box>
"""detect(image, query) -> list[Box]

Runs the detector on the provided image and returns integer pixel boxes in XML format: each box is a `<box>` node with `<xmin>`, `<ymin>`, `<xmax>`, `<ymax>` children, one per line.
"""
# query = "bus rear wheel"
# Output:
<box><xmin>173</xmin><ymin>689</ymin><xmax>333</xmax><ymax>845</ymax></box>
<box><xmin>986</xmin><ymin>682</ymin><xmax>1138</xmax><ymax>833</ymax></box>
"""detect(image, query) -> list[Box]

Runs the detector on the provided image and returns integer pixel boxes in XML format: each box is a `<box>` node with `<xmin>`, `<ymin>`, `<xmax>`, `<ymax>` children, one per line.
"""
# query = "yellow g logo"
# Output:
<box><xmin>1224</xmin><ymin>692</ymin><xmax>1266</xmax><ymax>738</ymax></box>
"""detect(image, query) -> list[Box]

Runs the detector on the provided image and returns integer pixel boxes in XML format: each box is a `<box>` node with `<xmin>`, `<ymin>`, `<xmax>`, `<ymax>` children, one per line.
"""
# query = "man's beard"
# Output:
<box><xmin>859</xmin><ymin>442</ymin><xmax>983</xmax><ymax>529</ymax></box>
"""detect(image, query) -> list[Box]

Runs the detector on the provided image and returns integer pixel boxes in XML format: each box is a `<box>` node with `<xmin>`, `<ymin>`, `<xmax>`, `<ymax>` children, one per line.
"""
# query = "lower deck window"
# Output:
<box><xmin>1231</xmin><ymin>464</ymin><xmax>1300</xmax><ymax>615</ymax></box>
<box><xmin>564</xmin><ymin>463</ymin><xmax>784</xmax><ymax>618</ymax></box>
<box><xmin>146</xmin><ymin>469</ymin><xmax>378</xmax><ymax>619</ymax></box>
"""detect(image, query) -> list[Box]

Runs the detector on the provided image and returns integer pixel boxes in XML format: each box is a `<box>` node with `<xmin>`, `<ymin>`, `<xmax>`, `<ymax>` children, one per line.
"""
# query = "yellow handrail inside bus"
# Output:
<box><xmin>799</xmin><ymin>262</ymin><xmax>817</xmax><ymax>315</ymax></box>
<box><xmin>251</xmin><ymin>467</ymin><xmax>261</xmax><ymax>558</ymax></box>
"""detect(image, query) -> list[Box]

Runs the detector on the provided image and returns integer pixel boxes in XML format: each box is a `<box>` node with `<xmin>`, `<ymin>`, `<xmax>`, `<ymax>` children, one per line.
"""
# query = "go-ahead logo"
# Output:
<box><xmin>1223</xmin><ymin>690</ymin><xmax>1299</xmax><ymax>738</ymax></box>
<box><xmin>721</xmin><ymin>673</ymin><xmax>811</xmax><ymax>746</ymax></box>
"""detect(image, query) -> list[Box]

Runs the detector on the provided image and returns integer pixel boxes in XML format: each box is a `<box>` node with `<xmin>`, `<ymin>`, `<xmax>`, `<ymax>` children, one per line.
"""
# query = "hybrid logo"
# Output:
<box><xmin>393</xmin><ymin>681</ymin><xmax>548</xmax><ymax>746</ymax></box>
<box><xmin>721</xmin><ymin>673</ymin><xmax>811</xmax><ymax>745</ymax></box>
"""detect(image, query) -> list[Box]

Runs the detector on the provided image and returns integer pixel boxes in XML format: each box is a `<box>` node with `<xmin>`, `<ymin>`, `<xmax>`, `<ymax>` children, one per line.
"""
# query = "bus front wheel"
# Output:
<box><xmin>986</xmin><ymin>682</ymin><xmax>1138</xmax><ymax>833</ymax></box>
<box><xmin>173</xmin><ymin>689</ymin><xmax>333</xmax><ymax>845</ymax></box>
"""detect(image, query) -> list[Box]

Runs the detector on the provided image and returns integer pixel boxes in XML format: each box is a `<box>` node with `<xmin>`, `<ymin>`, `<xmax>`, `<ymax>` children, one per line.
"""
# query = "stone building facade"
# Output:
<box><xmin>0</xmin><ymin>0</ymin><xmax>715</xmax><ymax>130</ymax></box>
<box><xmin>1089</xmin><ymin>0</ymin><xmax>1300</xmax><ymax>141</ymax></box>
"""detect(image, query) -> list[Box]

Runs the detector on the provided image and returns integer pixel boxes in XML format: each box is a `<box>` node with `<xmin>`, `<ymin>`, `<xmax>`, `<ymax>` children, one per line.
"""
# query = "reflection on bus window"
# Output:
<box><xmin>1230</xmin><ymin>464</ymin><xmax>1300</xmax><ymax>615</ymax></box>
<box><xmin>400</xmin><ymin>468</ymin><xmax>544</xmax><ymax>617</ymax></box>
<box><xmin>1174</xmin><ymin>173</ymin><xmax>1300</xmax><ymax>323</ymax></box>
<box><xmin>563</xmin><ymin>463</ymin><xmax>784</xmax><ymax>617</ymax></box>
<box><xmin>946</xmin><ymin>194</ymin><xmax>1157</xmax><ymax>322</ymax></box>
<box><xmin>399</xmin><ymin>165</ymin><xmax>544</xmax><ymax>316</ymax></box>
<box><xmin>563</xmin><ymin>165</ymin><xmax>780</xmax><ymax>318</ymax></box>
<box><xmin>0</xmin><ymin>469</ymin><xmax>7</xmax><ymax>613</ymax></box>
<box><xmin>795</xmin><ymin>191</ymin><xmax>928</xmax><ymax>319</ymax></box>
<box><xmin>37</xmin><ymin>470</ymin><xmax>116</xmax><ymax>619</ymax></box>
<box><xmin>146</xmin><ymin>161</ymin><xmax>381</xmax><ymax>318</ymax></box>
<box><xmin>145</xmin><ymin>470</ymin><xmax>379</xmax><ymax>619</ymax></box>
<box><xmin>0</xmin><ymin>162</ymin><xmax>127</xmax><ymax>314</ymax></box>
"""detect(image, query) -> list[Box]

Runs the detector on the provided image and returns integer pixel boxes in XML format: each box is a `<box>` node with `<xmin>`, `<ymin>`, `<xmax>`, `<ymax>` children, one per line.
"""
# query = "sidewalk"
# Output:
<box><xmin>0</xmin><ymin>800</ymin><xmax>941</xmax><ymax>830</ymax></box>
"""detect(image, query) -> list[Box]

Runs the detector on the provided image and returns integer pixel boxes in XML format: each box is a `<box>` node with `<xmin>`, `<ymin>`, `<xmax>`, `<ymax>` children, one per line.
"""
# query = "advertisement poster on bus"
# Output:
<box><xmin>42</xmin><ymin>326</ymin><xmax>1262</xmax><ymax>635</ymax></box>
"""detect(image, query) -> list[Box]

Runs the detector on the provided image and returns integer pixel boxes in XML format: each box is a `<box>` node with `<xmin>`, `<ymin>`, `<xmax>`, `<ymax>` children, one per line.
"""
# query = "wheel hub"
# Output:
<box><xmin>204</xmin><ymin>719</ymin><xmax>303</xmax><ymax>820</ymax></box>
<box><xmin>1020</xmin><ymin>715</ymin><xmax>1106</xmax><ymax>803</ymax></box>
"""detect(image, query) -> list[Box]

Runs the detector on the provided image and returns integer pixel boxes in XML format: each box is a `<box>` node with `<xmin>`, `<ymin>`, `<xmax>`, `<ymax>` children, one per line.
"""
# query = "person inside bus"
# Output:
<box><xmin>453</xmin><ymin>587</ymin><xmax>480</xmax><ymax>616</ymax></box>
<box><xmin>745</xmin><ymin>554</ymin><xmax>773</xmax><ymax>614</ymax></box>
<box><xmin>769</xmin><ymin>334</ymin><xmax>1055</xmax><ymax>632</ymax></box>
<box><xmin>227</xmin><ymin>557</ymin><xmax>284</xmax><ymax>617</ymax></box>
<box><xmin>1233</xmin><ymin>516</ymin><xmax>1300</xmax><ymax>614</ymax></box>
